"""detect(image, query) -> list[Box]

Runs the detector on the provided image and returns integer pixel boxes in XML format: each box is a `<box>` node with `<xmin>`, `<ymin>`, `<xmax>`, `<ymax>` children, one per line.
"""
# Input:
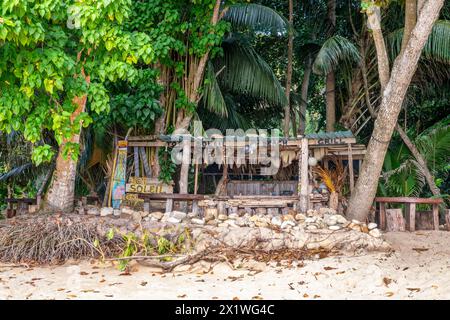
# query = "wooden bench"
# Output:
<box><xmin>375</xmin><ymin>197</ymin><xmax>443</xmax><ymax>231</ymax></box>
<box><xmin>134</xmin><ymin>193</ymin><xmax>205</xmax><ymax>215</ymax></box>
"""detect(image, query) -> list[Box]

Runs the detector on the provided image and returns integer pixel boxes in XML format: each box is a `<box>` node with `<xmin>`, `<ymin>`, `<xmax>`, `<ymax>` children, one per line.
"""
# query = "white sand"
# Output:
<box><xmin>1</xmin><ymin>231</ymin><xmax>450</xmax><ymax>300</ymax></box>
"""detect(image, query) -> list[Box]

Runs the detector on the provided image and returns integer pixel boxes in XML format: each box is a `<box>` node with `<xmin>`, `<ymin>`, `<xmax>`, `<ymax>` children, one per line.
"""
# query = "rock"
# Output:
<box><xmin>131</xmin><ymin>211</ymin><xmax>142</xmax><ymax>222</ymax></box>
<box><xmin>328</xmin><ymin>225</ymin><xmax>341</xmax><ymax>231</ymax></box>
<box><xmin>307</xmin><ymin>209</ymin><xmax>318</xmax><ymax>217</ymax></box>
<box><xmin>228</xmin><ymin>213</ymin><xmax>239</xmax><ymax>220</ymax></box>
<box><xmin>121</xmin><ymin>207</ymin><xmax>135</xmax><ymax>215</ymax></box>
<box><xmin>305</xmin><ymin>217</ymin><xmax>316</xmax><ymax>224</ymax></box>
<box><xmin>113</xmin><ymin>209</ymin><xmax>121</xmax><ymax>217</ymax></box>
<box><xmin>86</xmin><ymin>206</ymin><xmax>100</xmax><ymax>216</ymax></box>
<box><xmin>368</xmin><ymin>222</ymin><xmax>378</xmax><ymax>230</ymax></box>
<box><xmin>167</xmin><ymin>217</ymin><xmax>181</xmax><ymax>224</ymax></box>
<box><xmin>100</xmin><ymin>207</ymin><xmax>113</xmax><ymax>216</ymax></box>
<box><xmin>255</xmin><ymin>221</ymin><xmax>269</xmax><ymax>228</ymax></box>
<box><xmin>218</xmin><ymin>214</ymin><xmax>228</xmax><ymax>221</ymax></box>
<box><xmin>281</xmin><ymin>220</ymin><xmax>296</xmax><ymax>229</ymax></box>
<box><xmin>369</xmin><ymin>228</ymin><xmax>382</xmax><ymax>238</ymax></box>
<box><xmin>249</xmin><ymin>215</ymin><xmax>259</xmax><ymax>222</ymax></box>
<box><xmin>225</xmin><ymin>219</ymin><xmax>238</xmax><ymax>228</ymax></box>
<box><xmin>325</xmin><ymin>215</ymin><xmax>338</xmax><ymax>226</ymax></box>
<box><xmin>336</xmin><ymin>215</ymin><xmax>348</xmax><ymax>224</ymax></box>
<box><xmin>271</xmin><ymin>216</ymin><xmax>283</xmax><ymax>227</ymax></box>
<box><xmin>351</xmin><ymin>219</ymin><xmax>361</xmax><ymax>225</ymax></box>
<box><xmin>348</xmin><ymin>223</ymin><xmax>361</xmax><ymax>232</ymax></box>
<box><xmin>295</xmin><ymin>213</ymin><xmax>306</xmax><ymax>221</ymax></box>
<box><xmin>187</xmin><ymin>212</ymin><xmax>197</xmax><ymax>219</ymax></box>
<box><xmin>204</xmin><ymin>208</ymin><xmax>218</xmax><ymax>221</ymax></box>
<box><xmin>235</xmin><ymin>218</ymin><xmax>247</xmax><ymax>227</ymax></box>
<box><xmin>151</xmin><ymin>211</ymin><xmax>164</xmax><ymax>220</ymax></box>
<box><xmin>191</xmin><ymin>218</ymin><xmax>205</xmax><ymax>225</ymax></box>
<box><xmin>75</xmin><ymin>207</ymin><xmax>85</xmax><ymax>215</ymax></box>
<box><xmin>171</xmin><ymin>211</ymin><xmax>187</xmax><ymax>220</ymax></box>
<box><xmin>306</xmin><ymin>224</ymin><xmax>318</xmax><ymax>230</ymax></box>
<box><xmin>319</xmin><ymin>207</ymin><xmax>337</xmax><ymax>216</ymax></box>
<box><xmin>218</xmin><ymin>222</ymin><xmax>229</xmax><ymax>228</ymax></box>
<box><xmin>282</xmin><ymin>214</ymin><xmax>295</xmax><ymax>222</ymax></box>
<box><xmin>206</xmin><ymin>219</ymin><xmax>218</xmax><ymax>226</ymax></box>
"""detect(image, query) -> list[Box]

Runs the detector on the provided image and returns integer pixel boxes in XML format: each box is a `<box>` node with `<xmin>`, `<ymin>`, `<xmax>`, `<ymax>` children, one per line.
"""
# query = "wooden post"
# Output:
<box><xmin>298</xmin><ymin>137</ymin><xmax>309</xmax><ymax>213</ymax></box>
<box><xmin>348</xmin><ymin>143</ymin><xmax>354</xmax><ymax>194</ymax></box>
<box><xmin>165</xmin><ymin>199</ymin><xmax>173</xmax><ymax>213</ymax></box>
<box><xmin>432</xmin><ymin>203</ymin><xmax>440</xmax><ymax>231</ymax></box>
<box><xmin>405</xmin><ymin>203</ymin><xmax>416</xmax><ymax>231</ymax></box>
<box><xmin>379</xmin><ymin>202</ymin><xmax>386</xmax><ymax>230</ymax></box>
<box><xmin>386</xmin><ymin>208</ymin><xmax>406</xmax><ymax>231</ymax></box>
<box><xmin>445</xmin><ymin>209</ymin><xmax>450</xmax><ymax>231</ymax></box>
<box><xmin>133</xmin><ymin>146</ymin><xmax>140</xmax><ymax>177</ymax></box>
<box><xmin>194</xmin><ymin>163</ymin><xmax>199</xmax><ymax>195</ymax></box>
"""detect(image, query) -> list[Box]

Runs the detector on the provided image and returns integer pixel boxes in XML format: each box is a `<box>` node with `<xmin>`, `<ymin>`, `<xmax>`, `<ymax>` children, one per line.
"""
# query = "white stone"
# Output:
<box><xmin>307</xmin><ymin>209</ymin><xmax>318</xmax><ymax>217</ymax></box>
<box><xmin>351</xmin><ymin>219</ymin><xmax>361</xmax><ymax>225</ymax></box>
<box><xmin>87</xmin><ymin>207</ymin><xmax>100</xmax><ymax>215</ymax></box>
<box><xmin>235</xmin><ymin>218</ymin><xmax>248</xmax><ymax>227</ymax></box>
<box><xmin>306</xmin><ymin>224</ymin><xmax>318</xmax><ymax>230</ymax></box>
<box><xmin>218</xmin><ymin>214</ymin><xmax>228</xmax><ymax>221</ymax></box>
<box><xmin>113</xmin><ymin>209</ymin><xmax>121</xmax><ymax>216</ymax></box>
<box><xmin>121</xmin><ymin>207</ymin><xmax>135</xmax><ymax>215</ymax></box>
<box><xmin>131</xmin><ymin>211</ymin><xmax>142</xmax><ymax>222</ymax></box>
<box><xmin>281</xmin><ymin>220</ymin><xmax>296</xmax><ymax>229</ymax></box>
<box><xmin>305</xmin><ymin>217</ymin><xmax>316</xmax><ymax>224</ymax></box>
<box><xmin>225</xmin><ymin>219</ymin><xmax>239</xmax><ymax>228</ymax></box>
<box><xmin>368</xmin><ymin>223</ymin><xmax>378</xmax><ymax>230</ymax></box>
<box><xmin>325</xmin><ymin>216</ymin><xmax>337</xmax><ymax>226</ymax></box>
<box><xmin>100</xmin><ymin>207</ymin><xmax>113</xmax><ymax>216</ymax></box>
<box><xmin>328</xmin><ymin>225</ymin><xmax>341</xmax><ymax>231</ymax></box>
<box><xmin>271</xmin><ymin>216</ymin><xmax>283</xmax><ymax>227</ymax></box>
<box><xmin>336</xmin><ymin>215</ymin><xmax>348</xmax><ymax>224</ymax></box>
<box><xmin>171</xmin><ymin>211</ymin><xmax>187</xmax><ymax>220</ymax></box>
<box><xmin>191</xmin><ymin>218</ymin><xmax>205</xmax><ymax>225</ymax></box>
<box><xmin>369</xmin><ymin>228</ymin><xmax>382</xmax><ymax>238</ymax></box>
<box><xmin>151</xmin><ymin>211</ymin><xmax>164</xmax><ymax>220</ymax></box>
<box><xmin>295</xmin><ymin>213</ymin><xmax>306</xmax><ymax>221</ymax></box>
<box><xmin>228</xmin><ymin>213</ymin><xmax>239</xmax><ymax>220</ymax></box>
<box><xmin>167</xmin><ymin>217</ymin><xmax>181</xmax><ymax>224</ymax></box>
<box><xmin>319</xmin><ymin>207</ymin><xmax>337</xmax><ymax>216</ymax></box>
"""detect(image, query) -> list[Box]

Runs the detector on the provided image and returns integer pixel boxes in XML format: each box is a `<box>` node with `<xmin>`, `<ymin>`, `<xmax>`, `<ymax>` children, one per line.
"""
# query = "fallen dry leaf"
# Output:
<box><xmin>385</xmin><ymin>292</ymin><xmax>394</xmax><ymax>297</ymax></box>
<box><xmin>407</xmin><ymin>288</ymin><xmax>421</xmax><ymax>292</ymax></box>
<box><xmin>324</xmin><ymin>266</ymin><xmax>337</xmax><ymax>271</ymax></box>
<box><xmin>233</xmin><ymin>297</ymin><xmax>240</xmax><ymax>300</ymax></box>
<box><xmin>177</xmin><ymin>294</ymin><xmax>187</xmax><ymax>298</ymax></box>
<box><xmin>252</xmin><ymin>295</ymin><xmax>263</xmax><ymax>300</ymax></box>
<box><xmin>303</xmin><ymin>293</ymin><xmax>309</xmax><ymax>298</ymax></box>
<box><xmin>383</xmin><ymin>277</ymin><xmax>392</xmax><ymax>287</ymax></box>
<box><xmin>412</xmin><ymin>248</ymin><xmax>429</xmax><ymax>252</ymax></box>
<box><xmin>140</xmin><ymin>281</ymin><xmax>147</xmax><ymax>286</ymax></box>
<box><xmin>79</xmin><ymin>272</ymin><xmax>89</xmax><ymax>276</ymax></box>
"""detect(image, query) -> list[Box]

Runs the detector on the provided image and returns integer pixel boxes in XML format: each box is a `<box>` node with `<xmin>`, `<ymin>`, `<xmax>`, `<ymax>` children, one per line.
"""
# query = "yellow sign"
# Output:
<box><xmin>125</xmin><ymin>177</ymin><xmax>173</xmax><ymax>194</ymax></box>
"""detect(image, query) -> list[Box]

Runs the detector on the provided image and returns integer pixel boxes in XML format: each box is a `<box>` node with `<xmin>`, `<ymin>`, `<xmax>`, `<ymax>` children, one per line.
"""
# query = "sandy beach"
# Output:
<box><xmin>1</xmin><ymin>231</ymin><xmax>449</xmax><ymax>300</ymax></box>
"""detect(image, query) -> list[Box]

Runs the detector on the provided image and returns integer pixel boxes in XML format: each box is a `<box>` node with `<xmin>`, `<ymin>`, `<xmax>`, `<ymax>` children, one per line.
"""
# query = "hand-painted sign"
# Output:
<box><xmin>126</xmin><ymin>177</ymin><xmax>173</xmax><ymax>194</ymax></box>
<box><xmin>111</xmin><ymin>140</ymin><xmax>128</xmax><ymax>209</ymax></box>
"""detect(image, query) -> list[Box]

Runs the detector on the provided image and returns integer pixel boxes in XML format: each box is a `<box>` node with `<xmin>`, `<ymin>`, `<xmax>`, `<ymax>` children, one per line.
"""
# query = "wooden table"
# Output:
<box><xmin>374</xmin><ymin>197</ymin><xmax>443</xmax><ymax>231</ymax></box>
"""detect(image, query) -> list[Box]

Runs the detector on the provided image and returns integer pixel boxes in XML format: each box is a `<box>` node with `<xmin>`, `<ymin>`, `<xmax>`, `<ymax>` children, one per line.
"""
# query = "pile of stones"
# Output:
<box><xmin>92</xmin><ymin>205</ymin><xmax>382</xmax><ymax>239</ymax></box>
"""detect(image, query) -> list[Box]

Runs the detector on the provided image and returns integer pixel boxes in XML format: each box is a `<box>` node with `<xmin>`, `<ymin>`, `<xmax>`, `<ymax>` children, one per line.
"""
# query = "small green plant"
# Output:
<box><xmin>103</xmin><ymin>227</ymin><xmax>191</xmax><ymax>271</ymax></box>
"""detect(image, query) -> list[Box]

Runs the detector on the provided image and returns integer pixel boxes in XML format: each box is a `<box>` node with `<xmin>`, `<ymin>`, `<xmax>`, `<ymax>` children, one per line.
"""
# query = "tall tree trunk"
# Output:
<box><xmin>326</xmin><ymin>71</ymin><xmax>336</xmax><ymax>132</ymax></box>
<box><xmin>401</xmin><ymin>0</ymin><xmax>418</xmax><ymax>55</ymax></box>
<box><xmin>283</xmin><ymin>0</ymin><xmax>294</xmax><ymax>137</ymax></box>
<box><xmin>325</xmin><ymin>0</ymin><xmax>336</xmax><ymax>132</ymax></box>
<box><xmin>177</xmin><ymin>0</ymin><xmax>221</xmax><ymax>200</ymax></box>
<box><xmin>298</xmin><ymin>55</ymin><xmax>312</xmax><ymax>135</ymax></box>
<box><xmin>366</xmin><ymin>0</ymin><xmax>443</xmax><ymax>200</ymax></box>
<box><xmin>46</xmin><ymin>80</ymin><xmax>90</xmax><ymax>212</ymax></box>
<box><xmin>347</xmin><ymin>0</ymin><xmax>444</xmax><ymax>221</ymax></box>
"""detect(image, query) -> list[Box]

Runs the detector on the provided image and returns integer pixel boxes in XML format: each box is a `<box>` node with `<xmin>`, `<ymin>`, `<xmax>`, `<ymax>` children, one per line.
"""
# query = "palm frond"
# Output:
<box><xmin>215</xmin><ymin>36</ymin><xmax>287</xmax><ymax>107</ymax></box>
<box><xmin>202</xmin><ymin>62</ymin><xmax>228</xmax><ymax>117</ymax></box>
<box><xmin>312</xmin><ymin>35</ymin><xmax>361</xmax><ymax>75</ymax></box>
<box><xmin>0</xmin><ymin>163</ymin><xmax>32</xmax><ymax>182</ymax></box>
<box><xmin>388</xmin><ymin>20</ymin><xmax>450</xmax><ymax>64</ymax></box>
<box><xmin>223</xmin><ymin>3</ymin><xmax>288</xmax><ymax>35</ymax></box>
<box><xmin>415</xmin><ymin>124</ymin><xmax>450</xmax><ymax>173</ymax></box>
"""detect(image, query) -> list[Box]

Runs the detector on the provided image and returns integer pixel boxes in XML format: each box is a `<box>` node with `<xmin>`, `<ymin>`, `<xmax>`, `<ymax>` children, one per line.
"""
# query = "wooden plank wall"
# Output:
<box><xmin>226</xmin><ymin>180</ymin><xmax>297</xmax><ymax>196</ymax></box>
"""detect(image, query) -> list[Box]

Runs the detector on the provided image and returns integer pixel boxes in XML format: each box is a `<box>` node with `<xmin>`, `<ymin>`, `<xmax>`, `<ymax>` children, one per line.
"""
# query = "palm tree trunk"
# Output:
<box><xmin>347</xmin><ymin>0</ymin><xmax>444</xmax><ymax>221</ymax></box>
<box><xmin>325</xmin><ymin>0</ymin><xmax>336</xmax><ymax>133</ymax></box>
<box><xmin>283</xmin><ymin>0</ymin><xmax>294</xmax><ymax>137</ymax></box>
<box><xmin>325</xmin><ymin>71</ymin><xmax>336</xmax><ymax>132</ymax></box>
<box><xmin>298</xmin><ymin>55</ymin><xmax>312</xmax><ymax>135</ymax></box>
